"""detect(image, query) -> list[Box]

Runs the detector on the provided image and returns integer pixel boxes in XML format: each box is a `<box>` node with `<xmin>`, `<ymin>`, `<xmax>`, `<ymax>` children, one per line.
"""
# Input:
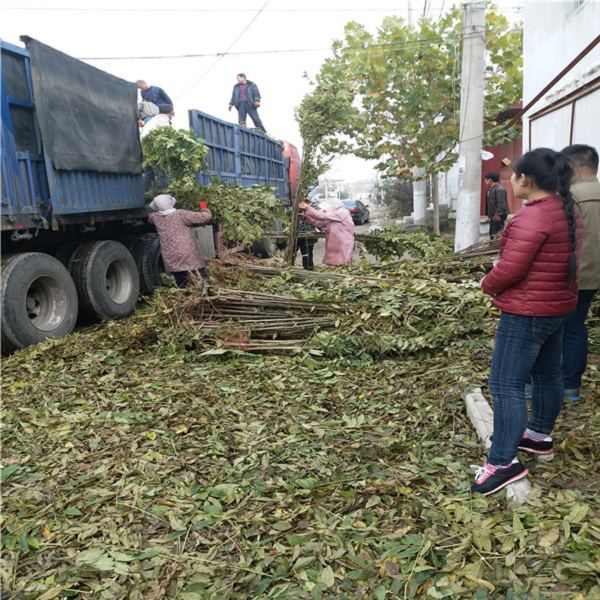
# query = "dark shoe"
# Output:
<box><xmin>471</xmin><ymin>459</ymin><xmax>528</xmax><ymax>496</ymax></box>
<box><xmin>518</xmin><ymin>434</ymin><xmax>553</xmax><ymax>456</ymax></box>
<box><xmin>490</xmin><ymin>433</ymin><xmax>555</xmax><ymax>462</ymax></box>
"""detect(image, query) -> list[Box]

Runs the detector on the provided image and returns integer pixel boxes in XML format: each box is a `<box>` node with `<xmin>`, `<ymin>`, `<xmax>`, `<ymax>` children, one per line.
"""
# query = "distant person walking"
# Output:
<box><xmin>136</xmin><ymin>80</ymin><xmax>173</xmax><ymax>113</ymax></box>
<box><xmin>298</xmin><ymin>199</ymin><xmax>355</xmax><ymax>266</ymax></box>
<box><xmin>229</xmin><ymin>73</ymin><xmax>265</xmax><ymax>132</ymax></box>
<box><xmin>485</xmin><ymin>172</ymin><xmax>509</xmax><ymax>237</ymax></box>
<box><xmin>561</xmin><ymin>144</ymin><xmax>600</xmax><ymax>402</ymax></box>
<box><xmin>148</xmin><ymin>194</ymin><xmax>212</xmax><ymax>289</ymax></box>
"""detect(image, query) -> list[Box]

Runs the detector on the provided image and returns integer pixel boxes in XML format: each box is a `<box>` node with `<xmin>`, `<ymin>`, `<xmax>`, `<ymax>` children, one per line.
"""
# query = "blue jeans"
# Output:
<box><xmin>237</xmin><ymin>102</ymin><xmax>265</xmax><ymax>131</ymax></box>
<box><xmin>488</xmin><ymin>312</ymin><xmax>566</xmax><ymax>466</ymax></box>
<box><xmin>563</xmin><ymin>289</ymin><xmax>598</xmax><ymax>390</ymax></box>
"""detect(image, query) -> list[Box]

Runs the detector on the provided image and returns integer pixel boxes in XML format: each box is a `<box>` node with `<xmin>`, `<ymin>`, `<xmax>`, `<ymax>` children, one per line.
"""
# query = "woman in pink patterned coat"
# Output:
<box><xmin>299</xmin><ymin>199</ymin><xmax>355</xmax><ymax>266</ymax></box>
<box><xmin>148</xmin><ymin>194</ymin><xmax>212</xmax><ymax>288</ymax></box>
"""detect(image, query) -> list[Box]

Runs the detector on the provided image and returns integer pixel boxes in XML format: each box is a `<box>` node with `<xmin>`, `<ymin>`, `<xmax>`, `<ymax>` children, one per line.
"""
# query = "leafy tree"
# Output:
<box><xmin>284</xmin><ymin>74</ymin><xmax>356</xmax><ymax>264</ymax></box>
<box><xmin>318</xmin><ymin>7</ymin><xmax>522</xmax><ymax>178</ymax></box>
<box><xmin>374</xmin><ymin>178</ymin><xmax>414</xmax><ymax>218</ymax></box>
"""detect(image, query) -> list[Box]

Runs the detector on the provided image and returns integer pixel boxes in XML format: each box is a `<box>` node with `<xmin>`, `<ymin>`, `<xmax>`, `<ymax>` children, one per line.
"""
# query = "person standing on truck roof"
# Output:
<box><xmin>136</xmin><ymin>80</ymin><xmax>173</xmax><ymax>113</ymax></box>
<box><xmin>148</xmin><ymin>194</ymin><xmax>213</xmax><ymax>290</ymax></box>
<box><xmin>229</xmin><ymin>73</ymin><xmax>265</xmax><ymax>133</ymax></box>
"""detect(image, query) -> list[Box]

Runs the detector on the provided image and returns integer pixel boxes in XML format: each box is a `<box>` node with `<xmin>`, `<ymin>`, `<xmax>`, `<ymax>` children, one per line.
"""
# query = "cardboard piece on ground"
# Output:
<box><xmin>464</xmin><ymin>387</ymin><xmax>531</xmax><ymax>504</ymax></box>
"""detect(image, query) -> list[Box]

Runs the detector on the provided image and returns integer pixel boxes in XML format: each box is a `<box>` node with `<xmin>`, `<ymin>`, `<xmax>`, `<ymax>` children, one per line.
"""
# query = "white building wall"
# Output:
<box><xmin>523</xmin><ymin>0</ymin><xmax>600</xmax><ymax>151</ymax></box>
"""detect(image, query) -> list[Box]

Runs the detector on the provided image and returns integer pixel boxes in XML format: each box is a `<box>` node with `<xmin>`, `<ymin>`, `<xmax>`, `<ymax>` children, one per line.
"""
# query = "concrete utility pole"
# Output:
<box><xmin>454</xmin><ymin>1</ymin><xmax>486</xmax><ymax>252</ymax></box>
<box><xmin>412</xmin><ymin>166</ymin><xmax>427</xmax><ymax>224</ymax></box>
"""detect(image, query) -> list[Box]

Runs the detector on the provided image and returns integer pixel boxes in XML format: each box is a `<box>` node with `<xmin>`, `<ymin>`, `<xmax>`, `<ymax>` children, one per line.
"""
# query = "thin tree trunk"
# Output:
<box><xmin>432</xmin><ymin>174</ymin><xmax>440</xmax><ymax>236</ymax></box>
<box><xmin>285</xmin><ymin>142</ymin><xmax>315</xmax><ymax>265</ymax></box>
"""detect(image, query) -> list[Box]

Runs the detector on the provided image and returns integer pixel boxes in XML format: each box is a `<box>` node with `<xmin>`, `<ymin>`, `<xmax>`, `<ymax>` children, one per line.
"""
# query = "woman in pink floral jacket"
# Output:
<box><xmin>148</xmin><ymin>194</ymin><xmax>212</xmax><ymax>288</ymax></box>
<box><xmin>298</xmin><ymin>199</ymin><xmax>355</xmax><ymax>265</ymax></box>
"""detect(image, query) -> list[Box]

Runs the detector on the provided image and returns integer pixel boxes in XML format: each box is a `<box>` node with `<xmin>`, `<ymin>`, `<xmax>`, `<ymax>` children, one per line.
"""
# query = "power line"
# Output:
<box><xmin>175</xmin><ymin>0</ymin><xmax>269</xmax><ymax>102</ymax></box>
<box><xmin>80</xmin><ymin>35</ymin><xmax>464</xmax><ymax>61</ymax></box>
<box><xmin>0</xmin><ymin>5</ymin><xmax>523</xmax><ymax>12</ymax></box>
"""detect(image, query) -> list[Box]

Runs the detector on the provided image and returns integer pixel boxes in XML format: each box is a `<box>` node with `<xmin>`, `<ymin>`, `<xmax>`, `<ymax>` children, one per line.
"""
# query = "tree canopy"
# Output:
<box><xmin>318</xmin><ymin>7</ymin><xmax>522</xmax><ymax>177</ymax></box>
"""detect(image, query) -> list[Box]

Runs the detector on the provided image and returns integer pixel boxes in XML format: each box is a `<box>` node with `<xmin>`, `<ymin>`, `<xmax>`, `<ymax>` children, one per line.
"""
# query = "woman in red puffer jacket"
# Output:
<box><xmin>471</xmin><ymin>148</ymin><xmax>584</xmax><ymax>497</ymax></box>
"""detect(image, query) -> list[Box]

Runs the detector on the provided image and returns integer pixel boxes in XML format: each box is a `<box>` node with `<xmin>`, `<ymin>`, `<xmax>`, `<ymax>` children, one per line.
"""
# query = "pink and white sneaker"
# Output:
<box><xmin>471</xmin><ymin>459</ymin><xmax>529</xmax><ymax>496</ymax></box>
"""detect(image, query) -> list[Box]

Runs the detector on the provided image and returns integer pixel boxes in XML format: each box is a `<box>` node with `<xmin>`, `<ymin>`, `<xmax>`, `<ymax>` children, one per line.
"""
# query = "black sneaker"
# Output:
<box><xmin>518</xmin><ymin>434</ymin><xmax>553</xmax><ymax>456</ymax></box>
<box><xmin>490</xmin><ymin>434</ymin><xmax>554</xmax><ymax>459</ymax></box>
<box><xmin>471</xmin><ymin>459</ymin><xmax>529</xmax><ymax>496</ymax></box>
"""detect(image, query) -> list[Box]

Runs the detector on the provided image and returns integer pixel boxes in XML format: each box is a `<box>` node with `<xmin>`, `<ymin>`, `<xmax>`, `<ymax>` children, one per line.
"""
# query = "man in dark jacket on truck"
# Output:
<box><xmin>229</xmin><ymin>73</ymin><xmax>265</xmax><ymax>132</ymax></box>
<box><xmin>485</xmin><ymin>172</ymin><xmax>509</xmax><ymax>237</ymax></box>
<box><xmin>136</xmin><ymin>80</ymin><xmax>173</xmax><ymax>113</ymax></box>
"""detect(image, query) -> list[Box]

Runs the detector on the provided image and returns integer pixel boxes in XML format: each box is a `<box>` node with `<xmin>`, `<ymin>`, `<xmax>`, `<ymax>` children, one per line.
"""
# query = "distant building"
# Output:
<box><xmin>522</xmin><ymin>1</ymin><xmax>600</xmax><ymax>150</ymax></box>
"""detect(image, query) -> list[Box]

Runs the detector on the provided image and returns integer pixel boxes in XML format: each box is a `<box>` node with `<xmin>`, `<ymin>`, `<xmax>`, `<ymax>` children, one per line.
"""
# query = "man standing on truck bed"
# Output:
<box><xmin>136</xmin><ymin>80</ymin><xmax>173</xmax><ymax>112</ymax></box>
<box><xmin>229</xmin><ymin>73</ymin><xmax>265</xmax><ymax>133</ymax></box>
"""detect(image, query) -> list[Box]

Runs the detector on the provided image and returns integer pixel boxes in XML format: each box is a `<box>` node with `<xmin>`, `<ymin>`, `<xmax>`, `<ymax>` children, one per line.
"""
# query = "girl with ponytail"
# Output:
<box><xmin>472</xmin><ymin>148</ymin><xmax>583</xmax><ymax>497</ymax></box>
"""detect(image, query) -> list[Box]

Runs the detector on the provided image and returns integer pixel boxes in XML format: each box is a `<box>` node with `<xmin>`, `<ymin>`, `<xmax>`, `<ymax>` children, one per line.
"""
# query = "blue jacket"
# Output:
<box><xmin>141</xmin><ymin>85</ymin><xmax>173</xmax><ymax>108</ymax></box>
<box><xmin>229</xmin><ymin>81</ymin><xmax>261</xmax><ymax>108</ymax></box>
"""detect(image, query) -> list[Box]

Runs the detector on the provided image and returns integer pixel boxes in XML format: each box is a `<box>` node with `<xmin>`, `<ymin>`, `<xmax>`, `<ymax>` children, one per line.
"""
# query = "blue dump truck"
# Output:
<box><xmin>1</xmin><ymin>37</ymin><xmax>301</xmax><ymax>351</ymax></box>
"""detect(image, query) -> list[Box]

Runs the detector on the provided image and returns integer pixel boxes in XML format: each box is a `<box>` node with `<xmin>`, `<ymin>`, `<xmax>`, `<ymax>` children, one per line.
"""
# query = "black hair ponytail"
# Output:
<box><xmin>556</xmin><ymin>153</ymin><xmax>577</xmax><ymax>287</ymax></box>
<box><xmin>513</xmin><ymin>148</ymin><xmax>578</xmax><ymax>287</ymax></box>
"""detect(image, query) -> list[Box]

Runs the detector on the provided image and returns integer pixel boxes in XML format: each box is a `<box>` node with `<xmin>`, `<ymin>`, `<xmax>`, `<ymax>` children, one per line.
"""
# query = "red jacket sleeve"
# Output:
<box><xmin>481</xmin><ymin>210</ymin><xmax>549</xmax><ymax>296</ymax></box>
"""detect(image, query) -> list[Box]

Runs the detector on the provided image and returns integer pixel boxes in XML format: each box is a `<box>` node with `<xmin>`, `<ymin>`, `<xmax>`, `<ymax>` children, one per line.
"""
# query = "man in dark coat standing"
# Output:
<box><xmin>229</xmin><ymin>73</ymin><xmax>265</xmax><ymax>132</ymax></box>
<box><xmin>485</xmin><ymin>172</ymin><xmax>509</xmax><ymax>237</ymax></box>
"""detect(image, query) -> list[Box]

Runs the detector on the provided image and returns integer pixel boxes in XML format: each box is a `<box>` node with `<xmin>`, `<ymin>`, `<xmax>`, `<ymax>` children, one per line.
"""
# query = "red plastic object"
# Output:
<box><xmin>198</xmin><ymin>201</ymin><xmax>208</xmax><ymax>209</ymax></box>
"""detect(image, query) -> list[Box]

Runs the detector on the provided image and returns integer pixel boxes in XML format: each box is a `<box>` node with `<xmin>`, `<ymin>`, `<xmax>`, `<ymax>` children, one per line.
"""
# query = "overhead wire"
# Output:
<box><xmin>174</xmin><ymin>0</ymin><xmax>270</xmax><ymax>102</ymax></box>
<box><xmin>80</xmin><ymin>33</ymin><xmax>479</xmax><ymax>61</ymax></box>
<box><xmin>0</xmin><ymin>5</ymin><xmax>523</xmax><ymax>12</ymax></box>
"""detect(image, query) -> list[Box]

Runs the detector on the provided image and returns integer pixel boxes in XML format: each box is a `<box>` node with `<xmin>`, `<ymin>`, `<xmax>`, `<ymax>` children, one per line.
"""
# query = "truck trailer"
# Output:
<box><xmin>1</xmin><ymin>37</ymin><xmax>300</xmax><ymax>352</ymax></box>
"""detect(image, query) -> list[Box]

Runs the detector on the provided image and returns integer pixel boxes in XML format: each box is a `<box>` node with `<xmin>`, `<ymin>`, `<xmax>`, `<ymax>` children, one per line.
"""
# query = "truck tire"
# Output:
<box><xmin>69</xmin><ymin>241</ymin><xmax>139</xmax><ymax>322</ymax></box>
<box><xmin>128</xmin><ymin>234</ymin><xmax>162</xmax><ymax>296</ymax></box>
<box><xmin>1</xmin><ymin>252</ymin><xmax>78</xmax><ymax>352</ymax></box>
<box><xmin>54</xmin><ymin>242</ymin><xmax>82</xmax><ymax>268</ymax></box>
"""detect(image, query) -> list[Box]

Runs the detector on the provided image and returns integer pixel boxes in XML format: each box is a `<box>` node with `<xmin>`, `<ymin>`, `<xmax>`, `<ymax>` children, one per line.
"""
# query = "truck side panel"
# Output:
<box><xmin>1</xmin><ymin>39</ymin><xmax>145</xmax><ymax>232</ymax></box>
<box><xmin>189</xmin><ymin>109</ymin><xmax>289</xmax><ymax>201</ymax></box>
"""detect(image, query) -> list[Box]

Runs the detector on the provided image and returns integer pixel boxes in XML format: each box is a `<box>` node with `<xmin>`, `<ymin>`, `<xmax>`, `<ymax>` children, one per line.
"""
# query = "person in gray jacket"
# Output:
<box><xmin>229</xmin><ymin>73</ymin><xmax>265</xmax><ymax>132</ymax></box>
<box><xmin>561</xmin><ymin>144</ymin><xmax>600</xmax><ymax>402</ymax></box>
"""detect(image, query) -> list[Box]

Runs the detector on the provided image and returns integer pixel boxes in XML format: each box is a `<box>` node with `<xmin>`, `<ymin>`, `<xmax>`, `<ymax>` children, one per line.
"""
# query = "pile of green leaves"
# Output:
<box><xmin>1</xmin><ymin>258</ymin><xmax>599</xmax><ymax>599</ymax></box>
<box><xmin>180</xmin><ymin>182</ymin><xmax>287</xmax><ymax>246</ymax></box>
<box><xmin>360</xmin><ymin>229</ymin><xmax>452</xmax><ymax>262</ymax></box>
<box><xmin>141</xmin><ymin>126</ymin><xmax>208</xmax><ymax>198</ymax></box>
<box><xmin>141</xmin><ymin>125</ymin><xmax>287</xmax><ymax>246</ymax></box>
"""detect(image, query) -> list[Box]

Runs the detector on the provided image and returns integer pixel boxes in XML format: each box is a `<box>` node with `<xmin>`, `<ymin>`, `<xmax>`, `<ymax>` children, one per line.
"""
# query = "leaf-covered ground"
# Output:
<box><xmin>2</xmin><ymin>256</ymin><xmax>599</xmax><ymax>599</ymax></box>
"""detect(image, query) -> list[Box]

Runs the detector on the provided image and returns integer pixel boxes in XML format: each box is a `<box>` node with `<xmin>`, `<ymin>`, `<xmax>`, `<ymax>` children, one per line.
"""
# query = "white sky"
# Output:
<box><xmin>0</xmin><ymin>0</ymin><xmax>523</xmax><ymax>181</ymax></box>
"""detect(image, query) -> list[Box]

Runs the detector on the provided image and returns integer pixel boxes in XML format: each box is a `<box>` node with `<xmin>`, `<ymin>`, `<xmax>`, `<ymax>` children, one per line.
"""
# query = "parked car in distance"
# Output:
<box><xmin>342</xmin><ymin>199</ymin><xmax>370</xmax><ymax>225</ymax></box>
